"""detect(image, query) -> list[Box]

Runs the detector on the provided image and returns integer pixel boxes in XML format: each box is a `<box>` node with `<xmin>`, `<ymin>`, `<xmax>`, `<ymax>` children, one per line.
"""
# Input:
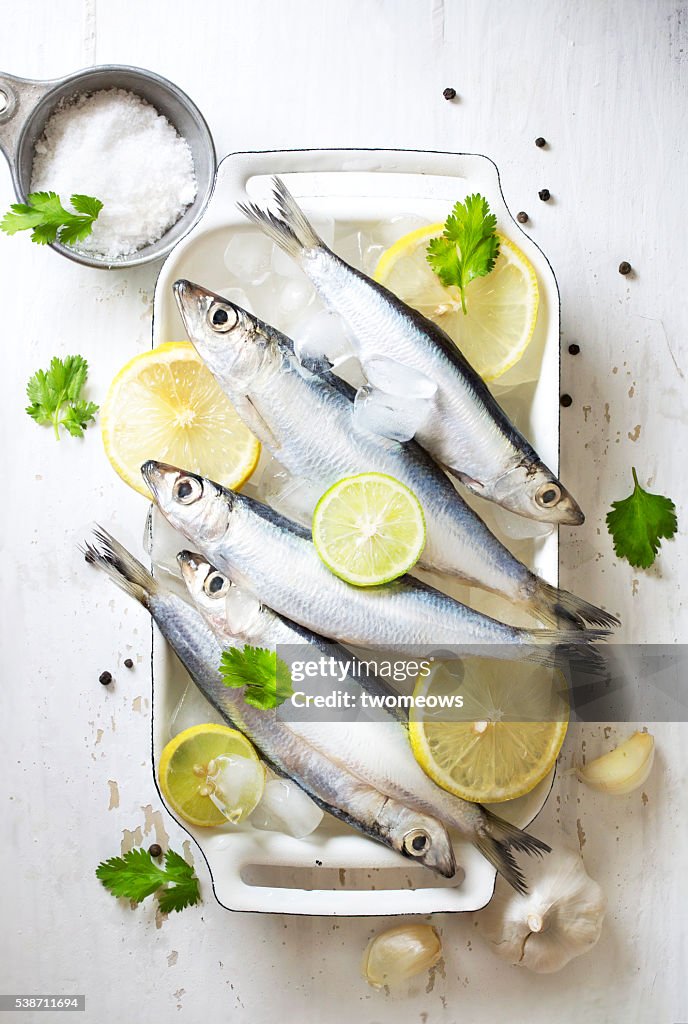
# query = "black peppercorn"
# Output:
<box><xmin>538</xmin><ymin>189</ymin><xmax>551</xmax><ymax>202</ymax></box>
<box><xmin>99</xmin><ymin>671</ymin><xmax>112</xmax><ymax>686</ymax></box>
<box><xmin>618</xmin><ymin>261</ymin><xmax>632</xmax><ymax>275</ymax></box>
<box><xmin>124</xmin><ymin>658</ymin><xmax>134</xmax><ymax>669</ymax></box>
<box><xmin>535</xmin><ymin>137</ymin><xmax>546</xmax><ymax>148</ymax></box>
<box><xmin>568</xmin><ymin>343</ymin><xmax>580</xmax><ymax>355</ymax></box>
<box><xmin>148</xmin><ymin>844</ymin><xmax>163</xmax><ymax>858</ymax></box>
<box><xmin>442</xmin><ymin>87</ymin><xmax>457</xmax><ymax>100</ymax></box>
<box><xmin>516</xmin><ymin>211</ymin><xmax>529</xmax><ymax>224</ymax></box>
<box><xmin>560</xmin><ymin>394</ymin><xmax>573</xmax><ymax>408</ymax></box>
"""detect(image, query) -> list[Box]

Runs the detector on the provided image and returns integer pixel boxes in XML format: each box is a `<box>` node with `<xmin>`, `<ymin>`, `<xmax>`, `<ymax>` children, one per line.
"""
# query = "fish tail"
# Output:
<box><xmin>82</xmin><ymin>527</ymin><xmax>158</xmax><ymax>608</ymax></box>
<box><xmin>237</xmin><ymin>176</ymin><xmax>325</xmax><ymax>261</ymax></box>
<box><xmin>474</xmin><ymin>808</ymin><xmax>551</xmax><ymax>895</ymax></box>
<box><xmin>527</xmin><ymin>580</ymin><xmax>621</xmax><ymax>630</ymax></box>
<box><xmin>524</xmin><ymin>627</ymin><xmax>610</xmax><ymax>677</ymax></box>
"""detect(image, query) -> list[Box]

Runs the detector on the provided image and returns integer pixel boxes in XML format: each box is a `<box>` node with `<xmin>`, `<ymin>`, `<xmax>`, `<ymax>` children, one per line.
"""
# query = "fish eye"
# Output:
<box><xmin>536</xmin><ymin>482</ymin><xmax>562</xmax><ymax>508</ymax></box>
<box><xmin>208</xmin><ymin>301</ymin><xmax>237</xmax><ymax>332</ymax></box>
<box><xmin>203</xmin><ymin>571</ymin><xmax>230</xmax><ymax>599</ymax></box>
<box><xmin>402</xmin><ymin>829</ymin><xmax>431</xmax><ymax>856</ymax></box>
<box><xmin>173</xmin><ymin>476</ymin><xmax>203</xmax><ymax>505</ymax></box>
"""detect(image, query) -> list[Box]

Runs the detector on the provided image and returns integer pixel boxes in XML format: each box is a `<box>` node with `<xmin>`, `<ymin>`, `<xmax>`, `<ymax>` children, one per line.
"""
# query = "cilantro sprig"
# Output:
<box><xmin>606</xmin><ymin>468</ymin><xmax>677</xmax><ymax>569</ymax></box>
<box><xmin>219</xmin><ymin>645</ymin><xmax>293</xmax><ymax>710</ymax></box>
<box><xmin>96</xmin><ymin>847</ymin><xmax>201</xmax><ymax>914</ymax></box>
<box><xmin>26</xmin><ymin>355</ymin><xmax>99</xmax><ymax>440</ymax></box>
<box><xmin>1</xmin><ymin>191</ymin><xmax>103</xmax><ymax>246</ymax></box>
<box><xmin>426</xmin><ymin>194</ymin><xmax>500</xmax><ymax>314</ymax></box>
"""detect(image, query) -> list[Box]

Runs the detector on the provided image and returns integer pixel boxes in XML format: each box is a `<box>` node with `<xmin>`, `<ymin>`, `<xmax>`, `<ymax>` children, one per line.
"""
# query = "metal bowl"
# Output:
<box><xmin>0</xmin><ymin>64</ymin><xmax>216</xmax><ymax>269</ymax></box>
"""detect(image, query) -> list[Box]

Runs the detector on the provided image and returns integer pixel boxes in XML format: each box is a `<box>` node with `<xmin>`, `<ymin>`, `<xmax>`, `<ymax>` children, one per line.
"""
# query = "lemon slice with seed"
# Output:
<box><xmin>312</xmin><ymin>472</ymin><xmax>426</xmax><ymax>586</ymax></box>
<box><xmin>101</xmin><ymin>342</ymin><xmax>260</xmax><ymax>497</ymax></box>
<box><xmin>158</xmin><ymin>724</ymin><xmax>264</xmax><ymax>827</ymax></box>
<box><xmin>374</xmin><ymin>225</ymin><xmax>539</xmax><ymax>382</ymax></box>
<box><xmin>409</xmin><ymin>658</ymin><xmax>568</xmax><ymax>803</ymax></box>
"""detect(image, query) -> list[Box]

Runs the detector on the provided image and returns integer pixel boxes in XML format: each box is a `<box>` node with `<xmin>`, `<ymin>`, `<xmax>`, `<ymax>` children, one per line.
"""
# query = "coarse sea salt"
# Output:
<box><xmin>31</xmin><ymin>88</ymin><xmax>197</xmax><ymax>259</ymax></box>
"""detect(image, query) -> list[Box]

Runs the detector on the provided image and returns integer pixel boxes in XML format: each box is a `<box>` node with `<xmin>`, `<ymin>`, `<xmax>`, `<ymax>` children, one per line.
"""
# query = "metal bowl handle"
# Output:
<box><xmin>0</xmin><ymin>72</ymin><xmax>56</xmax><ymax>186</ymax></box>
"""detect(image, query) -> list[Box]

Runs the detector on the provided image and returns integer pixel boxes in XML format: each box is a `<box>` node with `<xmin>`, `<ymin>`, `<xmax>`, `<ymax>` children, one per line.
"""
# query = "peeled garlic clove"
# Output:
<box><xmin>363</xmin><ymin>924</ymin><xmax>442</xmax><ymax>989</ymax></box>
<box><xmin>577</xmin><ymin>730</ymin><xmax>654</xmax><ymax>795</ymax></box>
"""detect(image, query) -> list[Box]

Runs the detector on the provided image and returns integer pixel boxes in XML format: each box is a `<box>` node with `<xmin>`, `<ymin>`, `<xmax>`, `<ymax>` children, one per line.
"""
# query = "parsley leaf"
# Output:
<box><xmin>96</xmin><ymin>847</ymin><xmax>201</xmax><ymax>914</ymax></box>
<box><xmin>25</xmin><ymin>355</ymin><xmax>98</xmax><ymax>440</ymax></box>
<box><xmin>219</xmin><ymin>645</ymin><xmax>294</xmax><ymax>710</ymax></box>
<box><xmin>1</xmin><ymin>191</ymin><xmax>103</xmax><ymax>246</ymax></box>
<box><xmin>426</xmin><ymin>194</ymin><xmax>500</xmax><ymax>314</ymax></box>
<box><xmin>606</xmin><ymin>467</ymin><xmax>677</xmax><ymax>569</ymax></box>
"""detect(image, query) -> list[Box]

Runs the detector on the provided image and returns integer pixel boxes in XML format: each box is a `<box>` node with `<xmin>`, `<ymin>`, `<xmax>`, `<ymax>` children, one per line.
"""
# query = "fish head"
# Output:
<box><xmin>491</xmin><ymin>461</ymin><xmax>585</xmax><ymax>525</ymax></box>
<box><xmin>142</xmin><ymin>461</ymin><xmax>233</xmax><ymax>544</ymax></box>
<box><xmin>173</xmin><ymin>279</ymin><xmax>276</xmax><ymax>386</ymax></box>
<box><xmin>177</xmin><ymin>550</ymin><xmax>233</xmax><ymax>634</ymax></box>
<box><xmin>382</xmin><ymin>806</ymin><xmax>456</xmax><ymax>878</ymax></box>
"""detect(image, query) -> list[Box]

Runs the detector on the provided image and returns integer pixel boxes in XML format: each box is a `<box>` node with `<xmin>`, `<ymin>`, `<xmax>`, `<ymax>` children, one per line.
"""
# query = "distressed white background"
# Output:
<box><xmin>1</xmin><ymin>1</ymin><xmax>686</xmax><ymax>1021</ymax></box>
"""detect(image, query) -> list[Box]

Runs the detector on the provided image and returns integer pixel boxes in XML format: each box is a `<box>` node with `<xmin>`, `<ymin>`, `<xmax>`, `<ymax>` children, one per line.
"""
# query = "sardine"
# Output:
<box><xmin>179</xmin><ymin>549</ymin><xmax>551</xmax><ymax>893</ymax></box>
<box><xmin>141</xmin><ymin>460</ymin><xmax>607</xmax><ymax>666</ymax></box>
<box><xmin>83</xmin><ymin>528</ymin><xmax>457</xmax><ymax>878</ymax></box>
<box><xmin>239</xmin><ymin>178</ymin><xmax>584</xmax><ymax>525</ymax></box>
<box><xmin>173</xmin><ymin>278</ymin><xmax>617</xmax><ymax>631</ymax></box>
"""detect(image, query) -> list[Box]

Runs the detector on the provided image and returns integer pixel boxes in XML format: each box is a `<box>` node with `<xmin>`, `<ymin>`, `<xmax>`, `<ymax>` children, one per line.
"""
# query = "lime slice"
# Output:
<box><xmin>374</xmin><ymin>225</ymin><xmax>539</xmax><ymax>382</ymax></box>
<box><xmin>409</xmin><ymin>658</ymin><xmax>568</xmax><ymax>803</ymax></box>
<box><xmin>312</xmin><ymin>472</ymin><xmax>426</xmax><ymax>586</ymax></box>
<box><xmin>158</xmin><ymin>723</ymin><xmax>264</xmax><ymax>827</ymax></box>
<box><xmin>101</xmin><ymin>342</ymin><xmax>261</xmax><ymax>498</ymax></box>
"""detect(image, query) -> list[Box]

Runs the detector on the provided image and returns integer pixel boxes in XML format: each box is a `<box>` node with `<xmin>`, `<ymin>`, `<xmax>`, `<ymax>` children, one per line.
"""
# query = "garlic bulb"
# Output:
<box><xmin>577</xmin><ymin>730</ymin><xmax>654</xmax><ymax>794</ymax></box>
<box><xmin>363</xmin><ymin>924</ymin><xmax>442</xmax><ymax>988</ymax></box>
<box><xmin>475</xmin><ymin>846</ymin><xmax>606</xmax><ymax>973</ymax></box>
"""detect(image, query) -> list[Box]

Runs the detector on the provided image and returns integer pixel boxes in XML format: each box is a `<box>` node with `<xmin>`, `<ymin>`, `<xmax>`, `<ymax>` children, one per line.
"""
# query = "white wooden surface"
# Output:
<box><xmin>1</xmin><ymin>1</ymin><xmax>686</xmax><ymax>1021</ymax></box>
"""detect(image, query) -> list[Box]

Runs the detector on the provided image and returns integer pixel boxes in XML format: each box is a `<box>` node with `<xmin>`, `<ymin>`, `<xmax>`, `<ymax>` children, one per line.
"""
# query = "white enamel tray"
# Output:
<box><xmin>150</xmin><ymin>149</ymin><xmax>560</xmax><ymax>916</ymax></box>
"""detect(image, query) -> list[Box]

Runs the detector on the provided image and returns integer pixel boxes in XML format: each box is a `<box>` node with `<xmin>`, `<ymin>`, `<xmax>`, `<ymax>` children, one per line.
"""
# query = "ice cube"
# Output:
<box><xmin>277</xmin><ymin>278</ymin><xmax>315</xmax><ymax>317</ymax></box>
<box><xmin>364</xmin><ymin>356</ymin><xmax>438</xmax><ymax>399</ymax></box>
<box><xmin>250</xmin><ymin>778</ymin><xmax>324</xmax><ymax>838</ymax></box>
<box><xmin>271</xmin><ymin>241</ymin><xmax>303</xmax><ymax>280</ymax></box>
<box><xmin>168</xmin><ymin>681</ymin><xmax>225</xmax><ymax>739</ymax></box>
<box><xmin>292</xmin><ymin>308</ymin><xmax>354</xmax><ymax>366</ymax></box>
<box><xmin>257</xmin><ymin>464</ymin><xmax>323</xmax><ymax>525</ymax></box>
<box><xmin>224</xmin><ymin>231</ymin><xmax>272</xmax><ymax>284</ymax></box>
<box><xmin>335</xmin><ymin>230</ymin><xmax>365</xmax><ymax>270</ymax></box>
<box><xmin>372</xmin><ymin>213</ymin><xmax>429</xmax><ymax>248</ymax></box>
<box><xmin>487</xmin><ymin>504</ymin><xmax>555</xmax><ymax>542</ymax></box>
<box><xmin>224</xmin><ymin>585</ymin><xmax>263</xmax><ymax>637</ymax></box>
<box><xmin>206</xmin><ymin>754</ymin><xmax>266</xmax><ymax>824</ymax></box>
<box><xmin>144</xmin><ymin>505</ymin><xmax>187</xmax><ymax>582</ymax></box>
<box><xmin>362</xmin><ymin>242</ymin><xmax>386</xmax><ymax>276</ymax></box>
<box><xmin>353</xmin><ymin>385</ymin><xmax>434</xmax><ymax>443</ymax></box>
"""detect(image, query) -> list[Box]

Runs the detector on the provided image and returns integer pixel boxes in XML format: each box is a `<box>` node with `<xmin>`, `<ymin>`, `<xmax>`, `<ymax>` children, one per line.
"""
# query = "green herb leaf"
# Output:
<box><xmin>25</xmin><ymin>355</ymin><xmax>98</xmax><ymax>441</ymax></box>
<box><xmin>96</xmin><ymin>847</ymin><xmax>201</xmax><ymax>913</ymax></box>
<box><xmin>606</xmin><ymin>468</ymin><xmax>677</xmax><ymax>568</ymax></box>
<box><xmin>219</xmin><ymin>645</ymin><xmax>294</xmax><ymax>710</ymax></box>
<box><xmin>0</xmin><ymin>190</ymin><xmax>103</xmax><ymax>246</ymax></box>
<box><xmin>426</xmin><ymin>194</ymin><xmax>500</xmax><ymax>314</ymax></box>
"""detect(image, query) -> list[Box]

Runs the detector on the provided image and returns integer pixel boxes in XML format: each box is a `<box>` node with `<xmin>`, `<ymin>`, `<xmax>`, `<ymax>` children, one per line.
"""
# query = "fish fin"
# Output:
<box><xmin>444</xmin><ymin>466</ymin><xmax>486</xmax><ymax>491</ymax></box>
<box><xmin>474</xmin><ymin>809</ymin><xmax>551</xmax><ymax>894</ymax></box>
<box><xmin>271</xmin><ymin>176</ymin><xmax>325</xmax><ymax>250</ymax></box>
<box><xmin>82</xmin><ymin>527</ymin><xmax>158</xmax><ymax>608</ymax></box>
<box><xmin>525</xmin><ymin>627</ymin><xmax>610</xmax><ymax>677</ymax></box>
<box><xmin>237</xmin><ymin>201</ymin><xmax>304</xmax><ymax>261</ymax></box>
<box><xmin>527</xmin><ymin>580</ymin><xmax>621</xmax><ymax>630</ymax></box>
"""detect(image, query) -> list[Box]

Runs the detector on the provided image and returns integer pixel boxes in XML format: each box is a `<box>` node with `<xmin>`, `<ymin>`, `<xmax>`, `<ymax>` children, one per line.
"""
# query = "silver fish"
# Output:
<box><xmin>240</xmin><ymin>178</ymin><xmax>584</xmax><ymax>525</ymax></box>
<box><xmin>179</xmin><ymin>549</ymin><xmax>551</xmax><ymax>893</ymax></box>
<box><xmin>141</xmin><ymin>460</ymin><xmax>607</xmax><ymax>665</ymax></box>
<box><xmin>173</xmin><ymin>278</ymin><xmax>617</xmax><ymax>631</ymax></box>
<box><xmin>83</xmin><ymin>528</ymin><xmax>456</xmax><ymax>878</ymax></box>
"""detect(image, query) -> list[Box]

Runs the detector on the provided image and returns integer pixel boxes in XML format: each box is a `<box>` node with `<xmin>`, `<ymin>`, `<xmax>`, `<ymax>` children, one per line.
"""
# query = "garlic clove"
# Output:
<box><xmin>577</xmin><ymin>730</ymin><xmax>654</xmax><ymax>795</ymax></box>
<box><xmin>362</xmin><ymin>924</ymin><xmax>442</xmax><ymax>989</ymax></box>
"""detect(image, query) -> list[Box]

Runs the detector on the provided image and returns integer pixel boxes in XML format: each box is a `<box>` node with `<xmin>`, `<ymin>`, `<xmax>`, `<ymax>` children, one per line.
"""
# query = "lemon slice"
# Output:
<box><xmin>374</xmin><ymin>224</ymin><xmax>539</xmax><ymax>382</ymax></box>
<box><xmin>409</xmin><ymin>658</ymin><xmax>568</xmax><ymax>803</ymax></box>
<box><xmin>158</xmin><ymin>723</ymin><xmax>264</xmax><ymax>827</ymax></box>
<box><xmin>101</xmin><ymin>342</ymin><xmax>260</xmax><ymax>497</ymax></box>
<box><xmin>312</xmin><ymin>472</ymin><xmax>426</xmax><ymax>586</ymax></box>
